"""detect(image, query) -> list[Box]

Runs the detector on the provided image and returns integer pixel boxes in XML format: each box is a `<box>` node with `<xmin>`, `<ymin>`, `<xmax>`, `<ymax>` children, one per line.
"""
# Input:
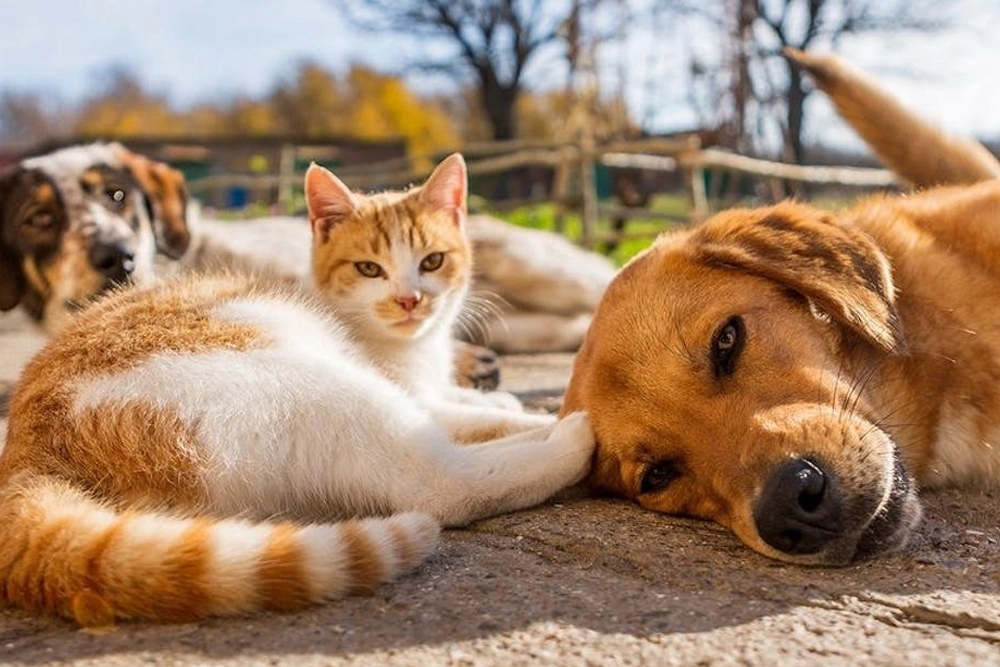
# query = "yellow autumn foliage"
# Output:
<box><xmin>62</xmin><ymin>61</ymin><xmax>630</xmax><ymax>158</ymax></box>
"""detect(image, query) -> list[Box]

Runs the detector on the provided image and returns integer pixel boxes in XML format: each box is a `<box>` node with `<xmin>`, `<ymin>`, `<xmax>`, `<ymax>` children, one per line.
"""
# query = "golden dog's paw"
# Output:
<box><xmin>453</xmin><ymin>340</ymin><xmax>501</xmax><ymax>391</ymax></box>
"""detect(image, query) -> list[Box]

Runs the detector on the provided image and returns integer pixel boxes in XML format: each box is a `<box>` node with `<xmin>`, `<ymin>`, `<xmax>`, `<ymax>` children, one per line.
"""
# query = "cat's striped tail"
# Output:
<box><xmin>784</xmin><ymin>47</ymin><xmax>1000</xmax><ymax>188</ymax></box>
<box><xmin>0</xmin><ymin>474</ymin><xmax>439</xmax><ymax>626</ymax></box>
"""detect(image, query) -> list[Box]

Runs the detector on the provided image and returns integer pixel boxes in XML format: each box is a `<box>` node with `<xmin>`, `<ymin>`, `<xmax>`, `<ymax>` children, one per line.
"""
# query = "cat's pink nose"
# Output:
<box><xmin>395</xmin><ymin>295</ymin><xmax>421</xmax><ymax>312</ymax></box>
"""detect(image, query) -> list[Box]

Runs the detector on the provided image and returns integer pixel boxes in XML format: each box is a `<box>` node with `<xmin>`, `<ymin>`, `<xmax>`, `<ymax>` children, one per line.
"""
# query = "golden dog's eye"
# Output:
<box><xmin>355</xmin><ymin>261</ymin><xmax>384</xmax><ymax>278</ymax></box>
<box><xmin>711</xmin><ymin>315</ymin><xmax>745</xmax><ymax>378</ymax></box>
<box><xmin>641</xmin><ymin>460</ymin><xmax>681</xmax><ymax>494</ymax></box>
<box><xmin>420</xmin><ymin>252</ymin><xmax>444</xmax><ymax>272</ymax></box>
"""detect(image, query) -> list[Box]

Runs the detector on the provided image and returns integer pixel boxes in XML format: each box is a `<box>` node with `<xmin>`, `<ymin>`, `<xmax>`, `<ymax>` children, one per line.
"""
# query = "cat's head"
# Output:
<box><xmin>305</xmin><ymin>153</ymin><xmax>472</xmax><ymax>341</ymax></box>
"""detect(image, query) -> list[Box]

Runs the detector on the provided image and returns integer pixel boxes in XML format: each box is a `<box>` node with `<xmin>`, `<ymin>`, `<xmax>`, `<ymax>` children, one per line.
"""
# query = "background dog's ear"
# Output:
<box><xmin>121</xmin><ymin>151</ymin><xmax>192</xmax><ymax>259</ymax></box>
<box><xmin>0</xmin><ymin>168</ymin><xmax>26</xmax><ymax>311</ymax></box>
<box><xmin>691</xmin><ymin>202</ymin><xmax>903</xmax><ymax>352</ymax></box>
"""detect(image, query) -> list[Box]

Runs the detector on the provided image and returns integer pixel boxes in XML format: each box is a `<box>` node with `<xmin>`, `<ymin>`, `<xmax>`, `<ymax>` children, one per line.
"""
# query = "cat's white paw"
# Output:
<box><xmin>546</xmin><ymin>411</ymin><xmax>596</xmax><ymax>485</ymax></box>
<box><xmin>450</xmin><ymin>386</ymin><xmax>525</xmax><ymax>412</ymax></box>
<box><xmin>511</xmin><ymin>411</ymin><xmax>558</xmax><ymax>430</ymax></box>
<box><xmin>481</xmin><ymin>390</ymin><xmax>525</xmax><ymax>412</ymax></box>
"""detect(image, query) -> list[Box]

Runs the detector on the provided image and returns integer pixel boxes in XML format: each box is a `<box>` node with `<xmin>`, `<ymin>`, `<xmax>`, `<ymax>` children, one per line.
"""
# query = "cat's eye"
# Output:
<box><xmin>710</xmin><ymin>316</ymin><xmax>745</xmax><ymax>378</ymax></box>
<box><xmin>420</xmin><ymin>252</ymin><xmax>445</xmax><ymax>272</ymax></box>
<box><xmin>640</xmin><ymin>459</ymin><xmax>681</xmax><ymax>494</ymax></box>
<box><xmin>355</xmin><ymin>261</ymin><xmax>384</xmax><ymax>278</ymax></box>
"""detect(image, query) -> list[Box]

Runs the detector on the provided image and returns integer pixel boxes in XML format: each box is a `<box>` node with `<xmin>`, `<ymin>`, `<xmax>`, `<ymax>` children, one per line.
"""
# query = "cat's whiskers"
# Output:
<box><xmin>454</xmin><ymin>291</ymin><xmax>504</xmax><ymax>343</ymax></box>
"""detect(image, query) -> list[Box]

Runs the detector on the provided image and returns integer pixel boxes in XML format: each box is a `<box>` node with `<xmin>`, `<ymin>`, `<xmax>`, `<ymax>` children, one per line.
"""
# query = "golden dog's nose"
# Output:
<box><xmin>753</xmin><ymin>458</ymin><xmax>843</xmax><ymax>555</ymax></box>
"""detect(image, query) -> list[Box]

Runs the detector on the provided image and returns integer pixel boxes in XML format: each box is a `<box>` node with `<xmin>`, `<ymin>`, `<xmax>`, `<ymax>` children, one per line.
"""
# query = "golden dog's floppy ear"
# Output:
<box><xmin>120</xmin><ymin>150</ymin><xmax>192</xmax><ymax>259</ymax></box>
<box><xmin>691</xmin><ymin>202</ymin><xmax>903</xmax><ymax>352</ymax></box>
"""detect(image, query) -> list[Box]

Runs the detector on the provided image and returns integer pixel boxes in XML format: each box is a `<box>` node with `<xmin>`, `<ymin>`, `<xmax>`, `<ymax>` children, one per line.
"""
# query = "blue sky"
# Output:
<box><xmin>2</xmin><ymin>0</ymin><xmax>999</xmax><ymax>150</ymax></box>
<box><xmin>0</xmin><ymin>1</ymin><xmax>390</xmax><ymax>104</ymax></box>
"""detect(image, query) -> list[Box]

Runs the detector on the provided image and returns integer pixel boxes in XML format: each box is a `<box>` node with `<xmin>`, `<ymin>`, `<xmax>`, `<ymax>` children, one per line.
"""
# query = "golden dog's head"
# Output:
<box><xmin>563</xmin><ymin>201</ymin><xmax>922</xmax><ymax>565</ymax></box>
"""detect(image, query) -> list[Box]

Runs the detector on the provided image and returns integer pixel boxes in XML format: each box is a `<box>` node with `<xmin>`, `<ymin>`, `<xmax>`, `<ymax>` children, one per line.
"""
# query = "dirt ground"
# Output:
<box><xmin>1</xmin><ymin>308</ymin><xmax>999</xmax><ymax>667</ymax></box>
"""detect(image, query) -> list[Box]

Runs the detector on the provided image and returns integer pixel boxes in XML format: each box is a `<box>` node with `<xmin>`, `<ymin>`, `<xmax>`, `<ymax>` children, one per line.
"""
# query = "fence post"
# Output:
<box><xmin>682</xmin><ymin>136</ymin><xmax>709</xmax><ymax>221</ymax></box>
<box><xmin>277</xmin><ymin>144</ymin><xmax>295</xmax><ymax>212</ymax></box>
<box><xmin>579</xmin><ymin>135</ymin><xmax>598</xmax><ymax>248</ymax></box>
<box><xmin>551</xmin><ymin>155</ymin><xmax>571</xmax><ymax>235</ymax></box>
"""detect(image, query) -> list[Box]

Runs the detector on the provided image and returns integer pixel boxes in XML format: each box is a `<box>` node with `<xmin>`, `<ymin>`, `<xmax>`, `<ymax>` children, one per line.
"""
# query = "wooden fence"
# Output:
<box><xmin>186</xmin><ymin>137</ymin><xmax>900</xmax><ymax>249</ymax></box>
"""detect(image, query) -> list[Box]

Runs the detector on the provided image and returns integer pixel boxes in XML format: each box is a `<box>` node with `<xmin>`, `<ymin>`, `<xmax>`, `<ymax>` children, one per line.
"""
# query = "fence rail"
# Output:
<box><xmin>187</xmin><ymin>137</ymin><xmax>899</xmax><ymax>248</ymax></box>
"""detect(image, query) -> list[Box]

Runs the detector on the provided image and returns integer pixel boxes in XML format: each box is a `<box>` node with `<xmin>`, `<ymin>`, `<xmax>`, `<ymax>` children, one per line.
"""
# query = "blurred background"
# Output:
<box><xmin>3</xmin><ymin>0</ymin><xmax>999</xmax><ymax>260</ymax></box>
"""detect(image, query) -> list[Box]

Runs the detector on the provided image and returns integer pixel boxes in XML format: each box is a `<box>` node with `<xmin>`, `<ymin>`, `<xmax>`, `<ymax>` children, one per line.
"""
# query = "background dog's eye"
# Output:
<box><xmin>27</xmin><ymin>212</ymin><xmax>54</xmax><ymax>229</ymax></box>
<box><xmin>106</xmin><ymin>187</ymin><xmax>126</xmax><ymax>208</ymax></box>
<box><xmin>420</xmin><ymin>252</ymin><xmax>444</xmax><ymax>272</ymax></box>
<box><xmin>355</xmin><ymin>261</ymin><xmax>384</xmax><ymax>278</ymax></box>
<box><xmin>641</xmin><ymin>460</ymin><xmax>681</xmax><ymax>494</ymax></box>
<box><xmin>711</xmin><ymin>316</ymin><xmax>745</xmax><ymax>377</ymax></box>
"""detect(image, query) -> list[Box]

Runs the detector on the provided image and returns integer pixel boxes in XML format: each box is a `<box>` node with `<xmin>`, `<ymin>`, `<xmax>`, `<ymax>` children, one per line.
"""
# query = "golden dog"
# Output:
<box><xmin>562</xmin><ymin>49</ymin><xmax>1000</xmax><ymax>566</ymax></box>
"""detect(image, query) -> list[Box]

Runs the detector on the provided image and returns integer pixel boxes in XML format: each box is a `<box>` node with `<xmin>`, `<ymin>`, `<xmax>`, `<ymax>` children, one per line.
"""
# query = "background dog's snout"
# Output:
<box><xmin>88</xmin><ymin>242</ymin><xmax>136</xmax><ymax>283</ymax></box>
<box><xmin>754</xmin><ymin>458</ymin><xmax>843</xmax><ymax>555</ymax></box>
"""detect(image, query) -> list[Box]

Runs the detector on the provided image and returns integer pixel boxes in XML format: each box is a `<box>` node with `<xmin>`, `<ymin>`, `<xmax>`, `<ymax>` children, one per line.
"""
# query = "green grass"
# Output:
<box><xmin>478</xmin><ymin>193</ymin><xmax>692</xmax><ymax>266</ymax></box>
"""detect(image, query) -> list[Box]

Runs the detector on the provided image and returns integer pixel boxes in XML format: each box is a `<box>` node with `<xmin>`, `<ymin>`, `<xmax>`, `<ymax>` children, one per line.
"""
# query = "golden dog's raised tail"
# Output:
<box><xmin>784</xmin><ymin>47</ymin><xmax>1000</xmax><ymax>188</ymax></box>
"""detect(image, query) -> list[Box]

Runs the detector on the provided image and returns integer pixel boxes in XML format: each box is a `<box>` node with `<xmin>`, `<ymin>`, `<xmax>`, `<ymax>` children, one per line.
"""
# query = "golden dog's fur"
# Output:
<box><xmin>562</xmin><ymin>50</ymin><xmax>1000</xmax><ymax>566</ymax></box>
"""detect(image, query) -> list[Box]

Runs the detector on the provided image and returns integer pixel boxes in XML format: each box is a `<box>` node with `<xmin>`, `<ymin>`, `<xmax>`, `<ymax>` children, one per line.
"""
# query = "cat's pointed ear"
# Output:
<box><xmin>420</xmin><ymin>153</ymin><xmax>467</xmax><ymax>226</ymax></box>
<box><xmin>305</xmin><ymin>162</ymin><xmax>356</xmax><ymax>240</ymax></box>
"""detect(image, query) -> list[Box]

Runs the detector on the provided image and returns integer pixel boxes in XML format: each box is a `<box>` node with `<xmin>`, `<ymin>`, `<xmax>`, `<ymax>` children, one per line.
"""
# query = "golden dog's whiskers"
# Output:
<box><xmin>844</xmin><ymin>362</ymin><xmax>884</xmax><ymax>420</ymax></box>
<box><xmin>863</xmin><ymin>389</ymin><xmax>927</xmax><ymax>440</ymax></box>
<box><xmin>669</xmin><ymin>313</ymin><xmax>698</xmax><ymax>365</ymax></box>
<box><xmin>828</xmin><ymin>360</ymin><xmax>851</xmax><ymax>421</ymax></box>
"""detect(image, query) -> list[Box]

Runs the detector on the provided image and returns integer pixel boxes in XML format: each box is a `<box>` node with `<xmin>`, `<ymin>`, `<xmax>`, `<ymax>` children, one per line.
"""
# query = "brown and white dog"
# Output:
<box><xmin>562</xmin><ymin>50</ymin><xmax>1000</xmax><ymax>566</ymax></box>
<box><xmin>0</xmin><ymin>142</ymin><xmax>190</xmax><ymax>332</ymax></box>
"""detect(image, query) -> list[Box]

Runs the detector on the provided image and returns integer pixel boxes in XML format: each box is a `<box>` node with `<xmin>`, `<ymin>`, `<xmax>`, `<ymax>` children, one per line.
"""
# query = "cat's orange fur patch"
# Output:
<box><xmin>1</xmin><ymin>275</ymin><xmax>265</xmax><ymax>508</ymax></box>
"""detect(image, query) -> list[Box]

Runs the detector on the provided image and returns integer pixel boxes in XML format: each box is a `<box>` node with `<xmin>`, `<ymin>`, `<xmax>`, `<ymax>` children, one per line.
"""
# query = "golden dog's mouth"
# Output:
<box><xmin>852</xmin><ymin>452</ymin><xmax>922</xmax><ymax>561</ymax></box>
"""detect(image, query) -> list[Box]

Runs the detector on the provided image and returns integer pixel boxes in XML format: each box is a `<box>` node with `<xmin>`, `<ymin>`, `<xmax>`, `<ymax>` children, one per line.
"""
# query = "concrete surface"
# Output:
<box><xmin>1</xmin><ymin>308</ymin><xmax>999</xmax><ymax>667</ymax></box>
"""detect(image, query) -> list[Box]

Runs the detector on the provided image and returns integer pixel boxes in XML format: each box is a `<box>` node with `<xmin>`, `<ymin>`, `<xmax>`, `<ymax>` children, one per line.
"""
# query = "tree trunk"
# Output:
<box><xmin>784</xmin><ymin>65</ymin><xmax>806</xmax><ymax>164</ymax></box>
<box><xmin>482</xmin><ymin>78</ymin><xmax>518</xmax><ymax>141</ymax></box>
<box><xmin>783</xmin><ymin>64</ymin><xmax>809</xmax><ymax>198</ymax></box>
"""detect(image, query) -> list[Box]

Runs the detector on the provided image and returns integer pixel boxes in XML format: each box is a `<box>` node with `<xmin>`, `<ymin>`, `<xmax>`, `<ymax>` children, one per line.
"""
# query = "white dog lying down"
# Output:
<box><xmin>179</xmin><ymin>212</ymin><xmax>616</xmax><ymax>354</ymax></box>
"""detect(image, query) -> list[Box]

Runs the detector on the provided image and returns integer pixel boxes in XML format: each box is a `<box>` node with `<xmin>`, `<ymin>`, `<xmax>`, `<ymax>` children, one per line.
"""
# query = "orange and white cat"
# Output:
<box><xmin>304</xmin><ymin>153</ymin><xmax>554</xmax><ymax>441</ymax></box>
<box><xmin>0</xmin><ymin>154</ymin><xmax>594</xmax><ymax>626</ymax></box>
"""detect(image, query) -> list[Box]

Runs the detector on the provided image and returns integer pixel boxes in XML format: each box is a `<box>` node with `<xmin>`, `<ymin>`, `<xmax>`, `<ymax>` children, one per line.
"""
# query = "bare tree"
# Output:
<box><xmin>666</xmin><ymin>0</ymin><xmax>947</xmax><ymax>162</ymax></box>
<box><xmin>0</xmin><ymin>91</ymin><xmax>66</xmax><ymax>146</ymax></box>
<box><xmin>338</xmin><ymin>0</ymin><xmax>567</xmax><ymax>141</ymax></box>
<box><xmin>755</xmin><ymin>0</ymin><xmax>945</xmax><ymax>163</ymax></box>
